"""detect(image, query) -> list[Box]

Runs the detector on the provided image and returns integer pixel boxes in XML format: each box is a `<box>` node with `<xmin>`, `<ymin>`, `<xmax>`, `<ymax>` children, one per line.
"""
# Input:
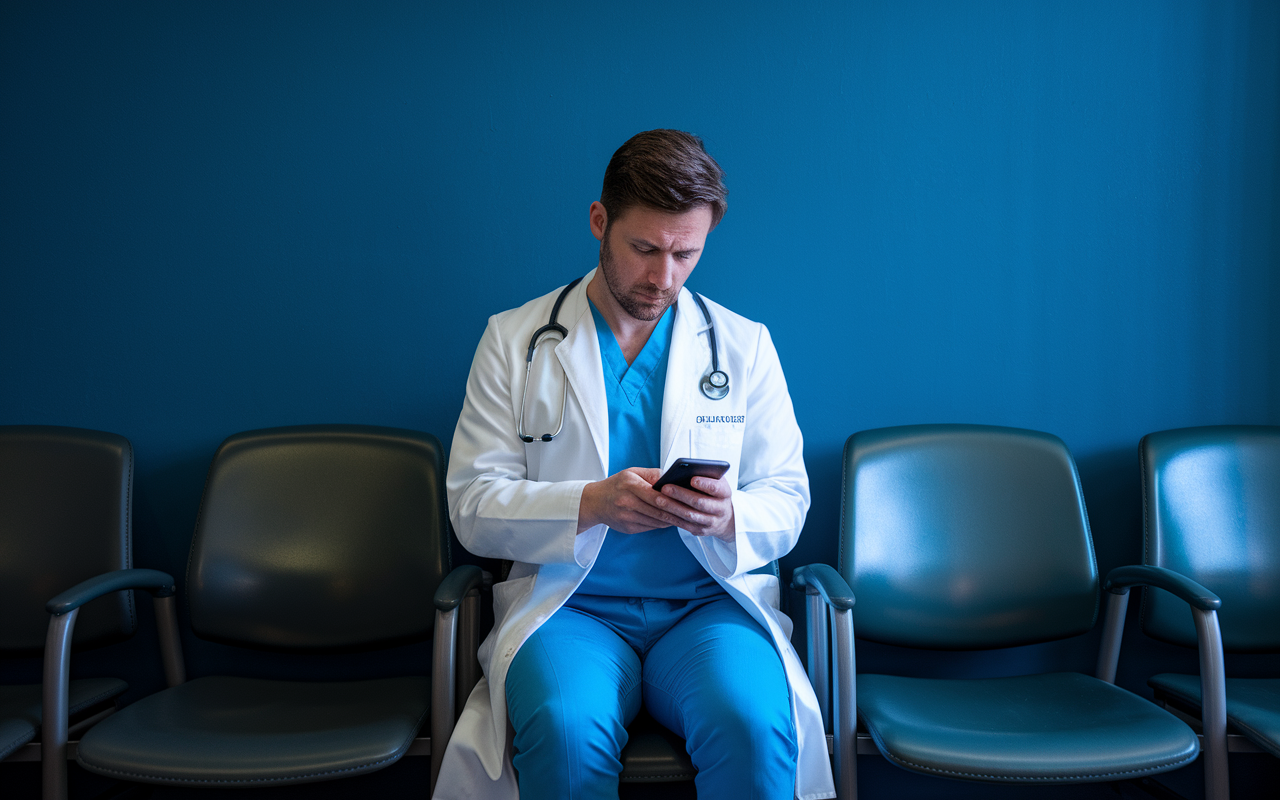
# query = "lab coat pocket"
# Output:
<box><xmin>738</xmin><ymin>572</ymin><xmax>794</xmax><ymax>641</ymax></box>
<box><xmin>739</xmin><ymin>572</ymin><xmax>782</xmax><ymax>610</ymax></box>
<box><xmin>491</xmin><ymin>574</ymin><xmax>535</xmax><ymax>627</ymax></box>
<box><xmin>691</xmin><ymin>426</ymin><xmax>742</xmax><ymax>487</ymax></box>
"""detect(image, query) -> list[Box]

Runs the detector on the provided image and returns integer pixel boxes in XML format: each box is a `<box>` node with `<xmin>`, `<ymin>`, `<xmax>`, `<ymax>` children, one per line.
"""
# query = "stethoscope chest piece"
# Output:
<box><xmin>701</xmin><ymin>369</ymin><xmax>730</xmax><ymax>400</ymax></box>
<box><xmin>690</xmin><ymin>291</ymin><xmax>730</xmax><ymax>401</ymax></box>
<box><xmin>520</xmin><ymin>280</ymin><xmax>734</xmax><ymax>443</ymax></box>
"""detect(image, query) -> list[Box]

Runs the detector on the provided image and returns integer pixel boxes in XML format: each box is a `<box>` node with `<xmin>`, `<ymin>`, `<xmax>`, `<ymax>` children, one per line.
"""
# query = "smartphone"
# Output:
<box><xmin>652</xmin><ymin>458</ymin><xmax>731</xmax><ymax>492</ymax></box>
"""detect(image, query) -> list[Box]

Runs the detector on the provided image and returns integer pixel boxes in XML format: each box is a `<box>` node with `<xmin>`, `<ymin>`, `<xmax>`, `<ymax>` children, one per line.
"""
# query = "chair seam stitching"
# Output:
<box><xmin>879</xmin><ymin>746</ymin><xmax>1198</xmax><ymax>781</ymax></box>
<box><xmin>76</xmin><ymin>754</ymin><xmax>402</xmax><ymax>784</ymax></box>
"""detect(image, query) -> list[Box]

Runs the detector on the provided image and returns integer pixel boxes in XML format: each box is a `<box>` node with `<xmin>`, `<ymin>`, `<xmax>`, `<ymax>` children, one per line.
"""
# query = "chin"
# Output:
<box><xmin>627</xmin><ymin>302</ymin><xmax>668</xmax><ymax>321</ymax></box>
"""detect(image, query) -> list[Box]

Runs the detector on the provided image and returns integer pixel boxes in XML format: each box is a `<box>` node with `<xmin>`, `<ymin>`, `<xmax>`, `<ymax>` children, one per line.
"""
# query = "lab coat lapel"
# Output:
<box><xmin>659</xmin><ymin>287</ymin><xmax>704</xmax><ymax>469</ymax></box>
<box><xmin>554</xmin><ymin>277</ymin><xmax>609</xmax><ymax>478</ymax></box>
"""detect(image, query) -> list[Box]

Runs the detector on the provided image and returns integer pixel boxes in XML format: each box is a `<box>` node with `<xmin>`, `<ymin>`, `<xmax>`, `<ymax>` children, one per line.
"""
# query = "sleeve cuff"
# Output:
<box><xmin>574</xmin><ymin>523</ymin><xmax>608</xmax><ymax>567</ymax></box>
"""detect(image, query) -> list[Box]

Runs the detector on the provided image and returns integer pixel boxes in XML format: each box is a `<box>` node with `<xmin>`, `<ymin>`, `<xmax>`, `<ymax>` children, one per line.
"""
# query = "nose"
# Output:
<box><xmin>648</xmin><ymin>256</ymin><xmax>679</xmax><ymax>289</ymax></box>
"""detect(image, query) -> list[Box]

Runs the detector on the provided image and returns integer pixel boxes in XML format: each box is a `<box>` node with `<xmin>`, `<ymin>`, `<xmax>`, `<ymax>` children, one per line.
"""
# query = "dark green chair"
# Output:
<box><xmin>71</xmin><ymin>425</ymin><xmax>484</xmax><ymax>796</ymax></box>
<box><xmin>793</xmin><ymin>424</ymin><xmax>1224</xmax><ymax>800</ymax></box>
<box><xmin>1127</xmin><ymin>426</ymin><xmax>1280</xmax><ymax>793</ymax></box>
<box><xmin>0</xmin><ymin>426</ymin><xmax>177</xmax><ymax>800</ymax></box>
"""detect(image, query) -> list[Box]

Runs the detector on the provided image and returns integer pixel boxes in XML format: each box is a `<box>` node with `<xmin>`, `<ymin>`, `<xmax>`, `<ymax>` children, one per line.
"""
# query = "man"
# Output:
<box><xmin>436</xmin><ymin>130</ymin><xmax>834</xmax><ymax>800</ymax></box>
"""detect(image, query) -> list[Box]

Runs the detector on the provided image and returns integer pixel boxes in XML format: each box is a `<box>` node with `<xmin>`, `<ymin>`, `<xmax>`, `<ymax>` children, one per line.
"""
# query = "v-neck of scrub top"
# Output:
<box><xmin>575</xmin><ymin>300</ymin><xmax>723</xmax><ymax>601</ymax></box>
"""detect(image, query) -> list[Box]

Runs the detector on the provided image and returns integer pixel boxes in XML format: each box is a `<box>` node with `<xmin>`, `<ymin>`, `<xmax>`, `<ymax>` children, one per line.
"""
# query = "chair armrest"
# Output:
<box><xmin>434</xmin><ymin>565</ymin><xmax>485</xmax><ymax>611</ymax></box>
<box><xmin>46</xmin><ymin>568</ymin><xmax>176</xmax><ymax>615</ymax></box>
<box><xmin>792</xmin><ymin>563</ymin><xmax>857</xmax><ymax>799</ymax></box>
<box><xmin>790</xmin><ymin>564</ymin><xmax>856</xmax><ymax>611</ymax></box>
<box><xmin>1102</xmin><ymin>564</ymin><xmax>1221</xmax><ymax>610</ymax></box>
<box><xmin>1099</xmin><ymin>563</ymin><xmax>1228</xmax><ymax>800</ymax></box>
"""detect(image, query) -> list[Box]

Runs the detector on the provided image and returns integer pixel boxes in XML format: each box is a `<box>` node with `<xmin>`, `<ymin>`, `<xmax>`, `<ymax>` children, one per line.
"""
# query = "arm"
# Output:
<box><xmin>447</xmin><ymin>315</ymin><xmax>590</xmax><ymax>566</ymax></box>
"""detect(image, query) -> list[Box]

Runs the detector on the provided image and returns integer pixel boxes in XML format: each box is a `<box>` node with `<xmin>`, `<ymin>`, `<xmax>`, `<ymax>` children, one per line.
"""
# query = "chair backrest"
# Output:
<box><xmin>0</xmin><ymin>425</ymin><xmax>136</xmax><ymax>654</ymax></box>
<box><xmin>841</xmin><ymin>424</ymin><xmax>1098</xmax><ymax>649</ymax></box>
<box><xmin>187</xmin><ymin>424</ymin><xmax>450</xmax><ymax>650</ymax></box>
<box><xmin>1140</xmin><ymin>425</ymin><xmax>1280</xmax><ymax>652</ymax></box>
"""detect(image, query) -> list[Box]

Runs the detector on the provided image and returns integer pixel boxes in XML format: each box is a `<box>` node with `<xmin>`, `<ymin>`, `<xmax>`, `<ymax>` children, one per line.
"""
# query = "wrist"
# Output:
<box><xmin>714</xmin><ymin>508</ymin><xmax>736</xmax><ymax>543</ymax></box>
<box><xmin>577</xmin><ymin>481</ymin><xmax>601</xmax><ymax>534</ymax></box>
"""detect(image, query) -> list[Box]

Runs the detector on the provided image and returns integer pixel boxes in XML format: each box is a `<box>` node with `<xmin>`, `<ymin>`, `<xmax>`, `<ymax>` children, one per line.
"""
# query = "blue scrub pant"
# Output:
<box><xmin>505</xmin><ymin>593</ymin><xmax>797</xmax><ymax>800</ymax></box>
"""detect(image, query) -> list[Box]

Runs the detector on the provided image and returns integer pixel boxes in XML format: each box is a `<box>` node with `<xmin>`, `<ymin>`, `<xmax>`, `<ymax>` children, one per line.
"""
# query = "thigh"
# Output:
<box><xmin>642</xmin><ymin>597</ymin><xmax>797</xmax><ymax>800</ymax></box>
<box><xmin>505</xmin><ymin>604</ymin><xmax>644</xmax><ymax>800</ymax></box>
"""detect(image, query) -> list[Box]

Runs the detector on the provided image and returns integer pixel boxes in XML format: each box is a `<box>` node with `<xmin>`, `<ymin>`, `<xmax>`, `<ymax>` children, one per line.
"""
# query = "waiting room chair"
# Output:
<box><xmin>492</xmin><ymin>560</ymin><xmax>780</xmax><ymax>787</ymax></box>
<box><xmin>70</xmin><ymin>424</ymin><xmax>483</xmax><ymax>796</ymax></box>
<box><xmin>0</xmin><ymin>425</ymin><xmax>177</xmax><ymax>800</ymax></box>
<box><xmin>792</xmin><ymin>424</ymin><xmax>1226</xmax><ymax>800</ymax></box>
<box><xmin>1123</xmin><ymin>425</ymin><xmax>1280</xmax><ymax>792</ymax></box>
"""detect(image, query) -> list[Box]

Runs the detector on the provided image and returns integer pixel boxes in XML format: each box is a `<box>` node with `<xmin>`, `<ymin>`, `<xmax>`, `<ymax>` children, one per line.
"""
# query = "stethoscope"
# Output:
<box><xmin>518</xmin><ymin>278</ymin><xmax>730</xmax><ymax>443</ymax></box>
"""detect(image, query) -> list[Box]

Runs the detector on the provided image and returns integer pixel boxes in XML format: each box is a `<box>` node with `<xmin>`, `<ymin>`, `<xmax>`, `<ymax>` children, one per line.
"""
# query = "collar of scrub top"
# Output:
<box><xmin>518</xmin><ymin>278</ymin><xmax>730</xmax><ymax>444</ymax></box>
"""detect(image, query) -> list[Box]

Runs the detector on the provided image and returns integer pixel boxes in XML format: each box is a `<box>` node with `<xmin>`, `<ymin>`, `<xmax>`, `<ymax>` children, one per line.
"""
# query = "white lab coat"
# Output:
<box><xmin>435</xmin><ymin>270</ymin><xmax>835</xmax><ymax>800</ymax></box>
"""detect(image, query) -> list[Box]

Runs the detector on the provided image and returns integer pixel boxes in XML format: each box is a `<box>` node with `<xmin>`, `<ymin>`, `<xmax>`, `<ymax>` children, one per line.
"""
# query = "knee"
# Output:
<box><xmin>514</xmin><ymin>694</ymin><xmax>628</xmax><ymax>756</ymax></box>
<box><xmin>710</xmin><ymin>701</ymin><xmax>793</xmax><ymax>754</ymax></box>
<box><xmin>517</xmin><ymin>694</ymin><xmax>580</xmax><ymax>742</ymax></box>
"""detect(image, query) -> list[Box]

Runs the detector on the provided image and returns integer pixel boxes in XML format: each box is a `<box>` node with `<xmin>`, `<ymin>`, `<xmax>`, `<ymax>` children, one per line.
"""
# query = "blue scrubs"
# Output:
<box><xmin>575</xmin><ymin>302</ymin><xmax>720</xmax><ymax>599</ymax></box>
<box><xmin>506</xmin><ymin>302</ymin><xmax>798</xmax><ymax>800</ymax></box>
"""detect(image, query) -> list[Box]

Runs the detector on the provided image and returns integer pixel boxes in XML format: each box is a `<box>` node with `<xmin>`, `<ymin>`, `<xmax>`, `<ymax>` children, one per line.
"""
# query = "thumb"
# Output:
<box><xmin>629</xmin><ymin>467</ymin><xmax>663</xmax><ymax>485</ymax></box>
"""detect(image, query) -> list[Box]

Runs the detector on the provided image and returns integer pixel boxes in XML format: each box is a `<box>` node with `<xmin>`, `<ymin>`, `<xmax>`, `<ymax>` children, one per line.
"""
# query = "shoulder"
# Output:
<box><xmin>684</xmin><ymin>290</ymin><xmax>763</xmax><ymax>328</ymax></box>
<box><xmin>683</xmin><ymin>290</ymin><xmax>770</xmax><ymax>353</ymax></box>
<box><xmin>489</xmin><ymin>276</ymin><xmax>589</xmax><ymax>342</ymax></box>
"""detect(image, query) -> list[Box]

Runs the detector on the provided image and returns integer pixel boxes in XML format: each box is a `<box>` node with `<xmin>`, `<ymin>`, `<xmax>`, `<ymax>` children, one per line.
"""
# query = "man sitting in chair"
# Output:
<box><xmin>435</xmin><ymin>129</ymin><xmax>834</xmax><ymax>800</ymax></box>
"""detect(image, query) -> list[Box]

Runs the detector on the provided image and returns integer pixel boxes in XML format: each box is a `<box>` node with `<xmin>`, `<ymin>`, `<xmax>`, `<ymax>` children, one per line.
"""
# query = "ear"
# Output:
<box><xmin>589</xmin><ymin>201</ymin><xmax>608</xmax><ymax>242</ymax></box>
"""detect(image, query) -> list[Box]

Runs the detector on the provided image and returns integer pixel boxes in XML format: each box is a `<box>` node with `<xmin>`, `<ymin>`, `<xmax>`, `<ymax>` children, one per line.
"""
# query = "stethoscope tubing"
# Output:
<box><xmin>518</xmin><ymin>278</ymin><xmax>729</xmax><ymax>443</ymax></box>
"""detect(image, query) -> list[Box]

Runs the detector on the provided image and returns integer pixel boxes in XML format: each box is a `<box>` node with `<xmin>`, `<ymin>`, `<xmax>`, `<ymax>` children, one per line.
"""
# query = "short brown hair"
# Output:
<box><xmin>600</xmin><ymin>130</ymin><xmax>728</xmax><ymax>230</ymax></box>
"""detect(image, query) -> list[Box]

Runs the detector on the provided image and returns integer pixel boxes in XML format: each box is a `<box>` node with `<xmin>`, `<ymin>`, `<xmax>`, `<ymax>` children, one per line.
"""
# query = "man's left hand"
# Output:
<box><xmin>654</xmin><ymin>476</ymin><xmax>735</xmax><ymax>543</ymax></box>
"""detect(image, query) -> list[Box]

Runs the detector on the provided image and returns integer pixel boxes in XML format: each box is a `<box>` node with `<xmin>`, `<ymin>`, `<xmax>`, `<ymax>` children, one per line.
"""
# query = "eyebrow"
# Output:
<box><xmin>627</xmin><ymin>237</ymin><xmax>702</xmax><ymax>255</ymax></box>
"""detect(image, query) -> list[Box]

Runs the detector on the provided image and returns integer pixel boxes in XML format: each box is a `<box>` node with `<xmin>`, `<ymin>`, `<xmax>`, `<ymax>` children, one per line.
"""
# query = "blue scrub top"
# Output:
<box><xmin>574</xmin><ymin>301</ymin><xmax>723</xmax><ymax>600</ymax></box>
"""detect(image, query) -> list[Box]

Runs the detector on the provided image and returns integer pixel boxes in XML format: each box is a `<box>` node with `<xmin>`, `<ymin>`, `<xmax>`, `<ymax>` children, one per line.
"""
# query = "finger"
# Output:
<box><xmin>629</xmin><ymin>467</ymin><xmax>663</xmax><ymax>484</ymax></box>
<box><xmin>660</xmin><ymin>484</ymin><xmax>720</xmax><ymax>512</ymax></box>
<box><xmin>623</xmin><ymin>493</ymin><xmax>687</xmax><ymax>528</ymax></box>
<box><xmin>688</xmin><ymin>476</ymin><xmax>732</xmax><ymax>497</ymax></box>
<box><xmin>650</xmin><ymin>493</ymin><xmax>716</xmax><ymax>527</ymax></box>
<box><xmin>622</xmin><ymin>511</ymin><xmax>683</xmax><ymax>533</ymax></box>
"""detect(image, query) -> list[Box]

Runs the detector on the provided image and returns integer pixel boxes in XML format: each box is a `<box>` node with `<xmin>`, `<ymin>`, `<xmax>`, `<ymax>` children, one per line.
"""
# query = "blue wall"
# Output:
<box><xmin>2</xmin><ymin>0</ymin><xmax>1278</xmax><ymax>752</ymax></box>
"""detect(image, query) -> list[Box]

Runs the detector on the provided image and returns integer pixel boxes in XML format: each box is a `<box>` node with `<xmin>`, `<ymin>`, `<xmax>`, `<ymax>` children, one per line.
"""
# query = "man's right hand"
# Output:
<box><xmin>577</xmin><ymin>468</ymin><xmax>686</xmax><ymax>534</ymax></box>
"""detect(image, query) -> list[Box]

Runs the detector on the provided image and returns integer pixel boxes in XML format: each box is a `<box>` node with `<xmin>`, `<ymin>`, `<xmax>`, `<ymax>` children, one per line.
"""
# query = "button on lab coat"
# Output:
<box><xmin>435</xmin><ymin>270</ymin><xmax>835</xmax><ymax>800</ymax></box>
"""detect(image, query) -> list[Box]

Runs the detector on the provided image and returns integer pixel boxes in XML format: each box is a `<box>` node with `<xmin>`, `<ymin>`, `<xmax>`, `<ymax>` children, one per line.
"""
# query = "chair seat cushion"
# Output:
<box><xmin>0</xmin><ymin>677</ymin><xmax>128</xmax><ymax>760</ymax></box>
<box><xmin>76</xmin><ymin>675</ymin><xmax>429</xmax><ymax>786</ymax></box>
<box><xmin>1149</xmin><ymin>673</ymin><xmax>1280</xmax><ymax>758</ymax></box>
<box><xmin>619</xmin><ymin>711</ymin><xmax>696</xmax><ymax>783</ymax></box>
<box><xmin>857</xmin><ymin>672</ymin><xmax>1199</xmax><ymax>783</ymax></box>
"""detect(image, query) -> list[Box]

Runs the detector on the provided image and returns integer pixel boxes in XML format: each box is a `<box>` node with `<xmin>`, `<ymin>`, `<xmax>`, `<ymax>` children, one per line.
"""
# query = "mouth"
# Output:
<box><xmin>634</xmin><ymin>290</ymin><xmax>674</xmax><ymax>305</ymax></box>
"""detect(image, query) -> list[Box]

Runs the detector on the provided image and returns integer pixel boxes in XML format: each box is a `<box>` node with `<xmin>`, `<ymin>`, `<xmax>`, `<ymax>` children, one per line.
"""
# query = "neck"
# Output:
<box><xmin>586</xmin><ymin>270</ymin><xmax>666</xmax><ymax>365</ymax></box>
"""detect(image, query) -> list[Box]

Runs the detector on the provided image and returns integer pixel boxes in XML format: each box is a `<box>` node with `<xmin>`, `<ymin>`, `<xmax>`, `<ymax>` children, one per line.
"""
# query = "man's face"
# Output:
<box><xmin>593</xmin><ymin>202</ymin><xmax>713</xmax><ymax>322</ymax></box>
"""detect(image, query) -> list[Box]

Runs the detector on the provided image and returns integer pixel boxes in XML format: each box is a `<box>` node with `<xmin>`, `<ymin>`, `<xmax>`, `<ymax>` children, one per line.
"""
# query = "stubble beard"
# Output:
<box><xmin>598</xmin><ymin>230</ymin><xmax>675</xmax><ymax>322</ymax></box>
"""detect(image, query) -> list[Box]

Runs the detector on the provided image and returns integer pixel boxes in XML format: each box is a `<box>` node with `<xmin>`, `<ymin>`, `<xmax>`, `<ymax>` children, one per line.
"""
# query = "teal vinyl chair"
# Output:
<box><xmin>792</xmin><ymin>424</ymin><xmax>1225</xmax><ymax>800</ymax></box>
<box><xmin>1129</xmin><ymin>426</ymin><xmax>1280</xmax><ymax>789</ymax></box>
<box><xmin>0</xmin><ymin>426</ymin><xmax>177</xmax><ymax>800</ymax></box>
<box><xmin>71</xmin><ymin>425</ymin><xmax>484</xmax><ymax>796</ymax></box>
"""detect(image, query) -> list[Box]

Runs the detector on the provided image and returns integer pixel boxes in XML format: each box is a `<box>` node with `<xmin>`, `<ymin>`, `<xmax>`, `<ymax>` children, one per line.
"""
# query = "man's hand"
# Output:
<box><xmin>654</xmin><ymin>477</ymin><xmax>735</xmax><ymax>543</ymax></box>
<box><xmin>578</xmin><ymin>468</ymin><xmax>681</xmax><ymax>534</ymax></box>
<box><xmin>576</xmin><ymin>468</ymin><xmax>737</xmax><ymax>542</ymax></box>
<box><xmin>577</xmin><ymin>469</ymin><xmax>735</xmax><ymax>542</ymax></box>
